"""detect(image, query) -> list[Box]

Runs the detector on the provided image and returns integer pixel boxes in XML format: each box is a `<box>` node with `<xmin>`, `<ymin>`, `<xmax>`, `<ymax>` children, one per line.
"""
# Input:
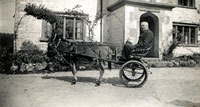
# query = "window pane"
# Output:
<box><xmin>184</xmin><ymin>26</ymin><xmax>189</xmax><ymax>44</ymax></box>
<box><xmin>63</xmin><ymin>18</ymin><xmax>84</xmax><ymax>40</ymax></box>
<box><xmin>75</xmin><ymin>19</ymin><xmax>83</xmax><ymax>40</ymax></box>
<box><xmin>189</xmin><ymin>0</ymin><xmax>194</xmax><ymax>7</ymax></box>
<box><xmin>66</xmin><ymin>19</ymin><xmax>74</xmax><ymax>39</ymax></box>
<box><xmin>177</xmin><ymin>26</ymin><xmax>184</xmax><ymax>42</ymax></box>
<box><xmin>41</xmin><ymin>20</ymin><xmax>52</xmax><ymax>41</ymax></box>
<box><xmin>190</xmin><ymin>27</ymin><xmax>196</xmax><ymax>44</ymax></box>
<box><xmin>183</xmin><ymin>0</ymin><xmax>188</xmax><ymax>6</ymax></box>
<box><xmin>178</xmin><ymin>0</ymin><xmax>183</xmax><ymax>5</ymax></box>
<box><xmin>56</xmin><ymin>18</ymin><xmax>64</xmax><ymax>36</ymax></box>
<box><xmin>172</xmin><ymin>26</ymin><xmax>176</xmax><ymax>41</ymax></box>
<box><xmin>177</xmin><ymin>26</ymin><xmax>183</xmax><ymax>37</ymax></box>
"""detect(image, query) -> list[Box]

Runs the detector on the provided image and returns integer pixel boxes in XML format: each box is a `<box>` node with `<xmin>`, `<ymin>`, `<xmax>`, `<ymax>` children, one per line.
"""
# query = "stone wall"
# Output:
<box><xmin>155</xmin><ymin>0</ymin><xmax>177</xmax><ymax>5</ymax></box>
<box><xmin>107</xmin><ymin>0</ymin><xmax>119</xmax><ymax>6</ymax></box>
<box><xmin>103</xmin><ymin>6</ymin><xmax>125</xmax><ymax>49</ymax></box>
<box><xmin>15</xmin><ymin>0</ymin><xmax>47</xmax><ymax>51</ymax></box>
<box><xmin>172</xmin><ymin>5</ymin><xmax>200</xmax><ymax>57</ymax></box>
<box><xmin>129</xmin><ymin>0</ymin><xmax>151</xmax><ymax>3</ymax></box>
<box><xmin>160</xmin><ymin>10</ymin><xmax>174</xmax><ymax>58</ymax></box>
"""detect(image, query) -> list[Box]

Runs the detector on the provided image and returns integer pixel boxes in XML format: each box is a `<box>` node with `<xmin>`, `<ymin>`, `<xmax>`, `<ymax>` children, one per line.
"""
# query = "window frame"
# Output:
<box><xmin>62</xmin><ymin>15</ymin><xmax>87</xmax><ymax>42</ymax></box>
<box><xmin>40</xmin><ymin>20</ymin><xmax>52</xmax><ymax>42</ymax></box>
<box><xmin>40</xmin><ymin>14</ymin><xmax>88</xmax><ymax>42</ymax></box>
<box><xmin>178</xmin><ymin>0</ymin><xmax>196</xmax><ymax>8</ymax></box>
<box><xmin>173</xmin><ymin>22</ymin><xmax>199</xmax><ymax>47</ymax></box>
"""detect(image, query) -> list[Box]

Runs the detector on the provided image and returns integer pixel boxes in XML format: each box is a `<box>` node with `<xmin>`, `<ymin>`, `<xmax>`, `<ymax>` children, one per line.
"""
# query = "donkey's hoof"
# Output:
<box><xmin>95</xmin><ymin>81</ymin><xmax>101</xmax><ymax>87</ymax></box>
<box><xmin>71</xmin><ymin>80</ymin><xmax>77</xmax><ymax>85</ymax></box>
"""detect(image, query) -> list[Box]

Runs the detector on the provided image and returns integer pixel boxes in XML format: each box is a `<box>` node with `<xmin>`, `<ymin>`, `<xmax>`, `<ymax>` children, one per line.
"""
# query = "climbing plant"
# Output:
<box><xmin>163</xmin><ymin>29</ymin><xmax>185</xmax><ymax>60</ymax></box>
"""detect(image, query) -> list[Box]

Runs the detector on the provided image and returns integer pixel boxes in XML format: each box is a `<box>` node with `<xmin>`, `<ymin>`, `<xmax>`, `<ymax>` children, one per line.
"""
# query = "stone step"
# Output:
<box><xmin>143</xmin><ymin>58</ymin><xmax>173</xmax><ymax>67</ymax></box>
<box><xmin>148</xmin><ymin>61</ymin><xmax>174</xmax><ymax>67</ymax></box>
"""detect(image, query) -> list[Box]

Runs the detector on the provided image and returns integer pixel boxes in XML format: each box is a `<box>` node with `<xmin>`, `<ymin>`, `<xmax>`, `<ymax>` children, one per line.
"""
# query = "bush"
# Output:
<box><xmin>13</xmin><ymin>50</ymin><xmax>48</xmax><ymax>65</ymax></box>
<box><xmin>47</xmin><ymin>50</ymin><xmax>69</xmax><ymax>71</ymax></box>
<box><xmin>11</xmin><ymin>41</ymin><xmax>48</xmax><ymax>74</ymax></box>
<box><xmin>174</xmin><ymin>53</ymin><xmax>200</xmax><ymax>67</ymax></box>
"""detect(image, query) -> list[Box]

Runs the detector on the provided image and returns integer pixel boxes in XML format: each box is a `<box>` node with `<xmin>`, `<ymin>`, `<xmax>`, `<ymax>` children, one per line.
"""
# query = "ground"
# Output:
<box><xmin>0</xmin><ymin>67</ymin><xmax>200</xmax><ymax>107</ymax></box>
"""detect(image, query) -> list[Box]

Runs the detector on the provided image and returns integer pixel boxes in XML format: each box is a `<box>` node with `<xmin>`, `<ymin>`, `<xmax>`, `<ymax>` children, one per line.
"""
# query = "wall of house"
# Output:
<box><xmin>129</xmin><ymin>0</ymin><xmax>151</xmax><ymax>2</ymax></box>
<box><xmin>128</xmin><ymin>0</ymin><xmax>177</xmax><ymax>5</ymax></box>
<box><xmin>0</xmin><ymin>0</ymin><xmax>1</xmax><ymax>31</ymax></box>
<box><xmin>121</xmin><ymin>0</ymin><xmax>200</xmax><ymax>58</ymax></box>
<box><xmin>103</xmin><ymin>6</ymin><xmax>125</xmax><ymax>49</ymax></box>
<box><xmin>105</xmin><ymin>0</ymin><xmax>200</xmax><ymax>58</ymax></box>
<box><xmin>0</xmin><ymin>0</ymin><xmax>15</xmax><ymax>33</ymax></box>
<box><xmin>160</xmin><ymin>9</ymin><xmax>174</xmax><ymax>58</ymax></box>
<box><xmin>107</xmin><ymin>0</ymin><xmax>120</xmax><ymax>6</ymax></box>
<box><xmin>15</xmin><ymin>0</ymin><xmax>100</xmax><ymax>51</ymax></box>
<box><xmin>15</xmin><ymin>0</ymin><xmax>44</xmax><ymax>51</ymax></box>
<box><xmin>171</xmin><ymin>2</ymin><xmax>200</xmax><ymax>57</ymax></box>
<box><xmin>124</xmin><ymin>4</ymin><xmax>173</xmax><ymax>58</ymax></box>
<box><xmin>124</xmin><ymin>5</ymin><xmax>140</xmax><ymax>45</ymax></box>
<box><xmin>154</xmin><ymin>0</ymin><xmax>177</xmax><ymax>5</ymax></box>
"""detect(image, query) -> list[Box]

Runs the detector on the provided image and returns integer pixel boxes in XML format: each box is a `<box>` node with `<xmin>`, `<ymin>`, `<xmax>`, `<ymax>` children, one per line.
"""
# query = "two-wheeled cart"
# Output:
<box><xmin>63</xmin><ymin>41</ymin><xmax>151</xmax><ymax>88</ymax></box>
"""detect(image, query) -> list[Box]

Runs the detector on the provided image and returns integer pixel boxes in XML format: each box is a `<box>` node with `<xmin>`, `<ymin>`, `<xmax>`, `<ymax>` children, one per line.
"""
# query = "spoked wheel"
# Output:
<box><xmin>119</xmin><ymin>60</ymin><xmax>148</xmax><ymax>88</ymax></box>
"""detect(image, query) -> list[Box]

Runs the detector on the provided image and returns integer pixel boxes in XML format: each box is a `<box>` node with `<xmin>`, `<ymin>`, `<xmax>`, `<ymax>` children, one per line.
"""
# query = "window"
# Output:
<box><xmin>40</xmin><ymin>15</ymin><xmax>87</xmax><ymax>42</ymax></box>
<box><xmin>40</xmin><ymin>20</ymin><xmax>52</xmax><ymax>42</ymax></box>
<box><xmin>63</xmin><ymin>17</ymin><xmax>85</xmax><ymax>40</ymax></box>
<box><xmin>173</xmin><ymin>23</ymin><xmax>198</xmax><ymax>45</ymax></box>
<box><xmin>178</xmin><ymin>0</ymin><xmax>195</xmax><ymax>8</ymax></box>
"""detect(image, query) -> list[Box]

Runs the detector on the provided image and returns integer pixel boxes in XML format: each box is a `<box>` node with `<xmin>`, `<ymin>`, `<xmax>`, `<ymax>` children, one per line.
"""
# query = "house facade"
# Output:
<box><xmin>103</xmin><ymin>0</ymin><xmax>200</xmax><ymax>59</ymax></box>
<box><xmin>9</xmin><ymin>0</ymin><xmax>200</xmax><ymax>59</ymax></box>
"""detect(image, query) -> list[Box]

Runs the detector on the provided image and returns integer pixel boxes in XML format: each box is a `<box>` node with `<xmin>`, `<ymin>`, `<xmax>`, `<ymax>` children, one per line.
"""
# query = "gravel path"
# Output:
<box><xmin>0</xmin><ymin>67</ymin><xmax>200</xmax><ymax>107</ymax></box>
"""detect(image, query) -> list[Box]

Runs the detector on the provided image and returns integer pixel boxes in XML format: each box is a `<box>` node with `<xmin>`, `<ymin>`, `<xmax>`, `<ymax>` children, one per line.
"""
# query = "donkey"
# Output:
<box><xmin>47</xmin><ymin>34</ymin><xmax>106</xmax><ymax>86</ymax></box>
<box><xmin>69</xmin><ymin>53</ymin><xmax>105</xmax><ymax>86</ymax></box>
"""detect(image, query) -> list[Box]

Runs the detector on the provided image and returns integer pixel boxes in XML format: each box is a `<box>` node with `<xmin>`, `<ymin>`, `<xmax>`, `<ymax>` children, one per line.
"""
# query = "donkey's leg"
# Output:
<box><xmin>96</xmin><ymin>62</ymin><xmax>105</xmax><ymax>86</ymax></box>
<box><xmin>71</xmin><ymin>61</ymin><xmax>77</xmax><ymax>85</ymax></box>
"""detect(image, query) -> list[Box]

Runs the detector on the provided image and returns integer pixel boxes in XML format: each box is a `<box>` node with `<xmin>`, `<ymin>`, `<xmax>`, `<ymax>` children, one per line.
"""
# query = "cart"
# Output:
<box><xmin>50</xmin><ymin>38</ymin><xmax>151</xmax><ymax>88</ymax></box>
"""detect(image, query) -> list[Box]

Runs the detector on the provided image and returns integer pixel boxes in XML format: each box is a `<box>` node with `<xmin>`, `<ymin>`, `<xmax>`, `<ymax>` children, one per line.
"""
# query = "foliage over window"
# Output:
<box><xmin>24</xmin><ymin>3</ymin><xmax>97</xmax><ymax>42</ymax></box>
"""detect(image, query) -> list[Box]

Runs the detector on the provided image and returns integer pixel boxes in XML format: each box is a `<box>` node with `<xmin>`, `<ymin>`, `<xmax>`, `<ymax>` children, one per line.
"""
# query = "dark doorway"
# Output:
<box><xmin>0</xmin><ymin>33</ymin><xmax>14</xmax><ymax>53</ymax></box>
<box><xmin>140</xmin><ymin>12</ymin><xmax>159</xmax><ymax>58</ymax></box>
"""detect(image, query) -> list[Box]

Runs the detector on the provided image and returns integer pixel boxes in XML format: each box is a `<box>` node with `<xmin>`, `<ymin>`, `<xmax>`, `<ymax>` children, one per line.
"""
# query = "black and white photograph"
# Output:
<box><xmin>0</xmin><ymin>0</ymin><xmax>200</xmax><ymax>107</ymax></box>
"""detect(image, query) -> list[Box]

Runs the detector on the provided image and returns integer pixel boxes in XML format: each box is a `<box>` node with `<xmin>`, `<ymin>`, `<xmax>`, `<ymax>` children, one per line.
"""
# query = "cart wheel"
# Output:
<box><xmin>119</xmin><ymin>60</ymin><xmax>148</xmax><ymax>88</ymax></box>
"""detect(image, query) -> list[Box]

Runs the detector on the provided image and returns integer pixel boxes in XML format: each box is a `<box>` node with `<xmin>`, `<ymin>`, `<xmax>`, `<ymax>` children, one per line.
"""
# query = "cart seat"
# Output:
<box><xmin>129</xmin><ymin>46</ymin><xmax>152</xmax><ymax>60</ymax></box>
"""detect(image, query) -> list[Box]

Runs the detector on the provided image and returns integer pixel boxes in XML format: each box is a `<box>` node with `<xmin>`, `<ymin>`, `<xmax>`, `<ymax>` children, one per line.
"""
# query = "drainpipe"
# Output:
<box><xmin>13</xmin><ymin>0</ymin><xmax>17</xmax><ymax>53</ymax></box>
<box><xmin>100</xmin><ymin>0</ymin><xmax>103</xmax><ymax>43</ymax></box>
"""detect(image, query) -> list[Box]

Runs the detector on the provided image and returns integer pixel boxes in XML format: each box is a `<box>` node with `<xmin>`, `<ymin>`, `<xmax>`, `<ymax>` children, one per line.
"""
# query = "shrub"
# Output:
<box><xmin>174</xmin><ymin>53</ymin><xmax>200</xmax><ymax>67</ymax></box>
<box><xmin>11</xmin><ymin>41</ymin><xmax>48</xmax><ymax>73</ymax></box>
<box><xmin>13</xmin><ymin>49</ymin><xmax>48</xmax><ymax>65</ymax></box>
<box><xmin>47</xmin><ymin>51</ymin><xmax>69</xmax><ymax>71</ymax></box>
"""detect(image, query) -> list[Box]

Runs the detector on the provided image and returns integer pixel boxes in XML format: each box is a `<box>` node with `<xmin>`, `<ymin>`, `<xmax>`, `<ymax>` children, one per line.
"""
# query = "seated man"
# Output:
<box><xmin>121</xmin><ymin>21</ymin><xmax>154</xmax><ymax>60</ymax></box>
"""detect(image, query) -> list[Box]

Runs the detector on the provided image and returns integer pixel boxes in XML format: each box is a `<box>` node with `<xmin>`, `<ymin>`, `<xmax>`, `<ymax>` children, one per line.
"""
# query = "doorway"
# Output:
<box><xmin>140</xmin><ymin>12</ymin><xmax>159</xmax><ymax>57</ymax></box>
